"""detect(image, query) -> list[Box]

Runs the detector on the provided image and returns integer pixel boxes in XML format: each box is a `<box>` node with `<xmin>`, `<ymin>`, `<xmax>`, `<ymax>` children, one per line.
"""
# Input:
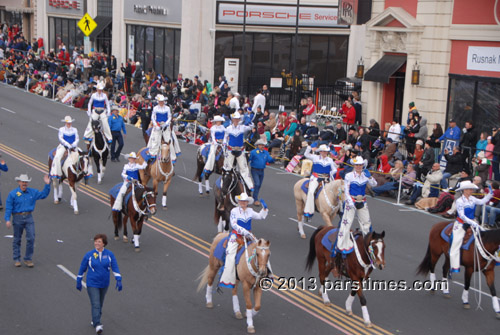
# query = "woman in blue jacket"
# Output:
<box><xmin>77</xmin><ymin>234</ymin><xmax>122</xmax><ymax>334</ymax></box>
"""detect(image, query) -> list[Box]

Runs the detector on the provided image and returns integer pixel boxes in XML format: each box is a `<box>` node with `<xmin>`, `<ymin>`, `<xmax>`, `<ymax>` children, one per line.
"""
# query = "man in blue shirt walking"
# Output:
<box><xmin>249</xmin><ymin>139</ymin><xmax>274</xmax><ymax>206</ymax></box>
<box><xmin>108</xmin><ymin>106</ymin><xmax>126</xmax><ymax>162</ymax></box>
<box><xmin>5</xmin><ymin>173</ymin><xmax>51</xmax><ymax>267</ymax></box>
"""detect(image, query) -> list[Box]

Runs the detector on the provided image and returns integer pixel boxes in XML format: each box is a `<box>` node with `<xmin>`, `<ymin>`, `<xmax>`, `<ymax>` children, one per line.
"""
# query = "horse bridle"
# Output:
<box><xmin>131</xmin><ymin>183</ymin><xmax>156</xmax><ymax>217</ymax></box>
<box><xmin>366</xmin><ymin>238</ymin><xmax>384</xmax><ymax>266</ymax></box>
<box><xmin>141</xmin><ymin>190</ymin><xmax>157</xmax><ymax>214</ymax></box>
<box><xmin>245</xmin><ymin>240</ymin><xmax>271</xmax><ymax>284</ymax></box>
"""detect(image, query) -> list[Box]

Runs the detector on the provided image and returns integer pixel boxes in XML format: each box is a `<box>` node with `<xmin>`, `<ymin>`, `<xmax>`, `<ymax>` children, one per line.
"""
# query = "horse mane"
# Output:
<box><xmin>480</xmin><ymin>228</ymin><xmax>500</xmax><ymax>244</ymax></box>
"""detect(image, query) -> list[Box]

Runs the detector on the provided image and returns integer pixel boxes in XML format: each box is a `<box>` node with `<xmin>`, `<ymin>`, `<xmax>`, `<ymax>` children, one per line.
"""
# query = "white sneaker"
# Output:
<box><xmin>96</xmin><ymin>325</ymin><xmax>103</xmax><ymax>334</ymax></box>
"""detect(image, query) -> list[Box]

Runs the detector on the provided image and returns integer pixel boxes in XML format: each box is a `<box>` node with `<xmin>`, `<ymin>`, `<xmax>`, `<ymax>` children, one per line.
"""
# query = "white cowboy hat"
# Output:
<box><xmin>61</xmin><ymin>116</ymin><xmax>75</xmax><ymax>123</ymax></box>
<box><xmin>15</xmin><ymin>174</ymin><xmax>32</xmax><ymax>182</ymax></box>
<box><xmin>352</xmin><ymin>156</ymin><xmax>365</xmax><ymax>165</ymax></box>
<box><xmin>231</xmin><ymin>111</ymin><xmax>241</xmax><ymax>119</ymax></box>
<box><xmin>236</xmin><ymin>193</ymin><xmax>254</xmax><ymax>205</ymax></box>
<box><xmin>255</xmin><ymin>139</ymin><xmax>267</xmax><ymax>146</ymax></box>
<box><xmin>318</xmin><ymin>144</ymin><xmax>330</xmax><ymax>152</ymax></box>
<box><xmin>213</xmin><ymin>115</ymin><xmax>225</xmax><ymax>123</ymax></box>
<box><xmin>156</xmin><ymin>94</ymin><xmax>166</xmax><ymax>102</ymax></box>
<box><xmin>457</xmin><ymin>180</ymin><xmax>479</xmax><ymax>191</ymax></box>
<box><xmin>127</xmin><ymin>152</ymin><xmax>137</xmax><ymax>159</ymax></box>
<box><xmin>111</xmin><ymin>105</ymin><xmax>120</xmax><ymax>111</ymax></box>
<box><xmin>96</xmin><ymin>82</ymin><xmax>105</xmax><ymax>90</ymax></box>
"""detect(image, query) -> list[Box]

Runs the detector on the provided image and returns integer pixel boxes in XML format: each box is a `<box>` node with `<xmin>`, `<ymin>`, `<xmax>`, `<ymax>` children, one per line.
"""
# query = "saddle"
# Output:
<box><xmin>440</xmin><ymin>222</ymin><xmax>475</xmax><ymax>250</ymax></box>
<box><xmin>140</xmin><ymin>148</ymin><xmax>156</xmax><ymax>163</ymax></box>
<box><xmin>301</xmin><ymin>180</ymin><xmax>325</xmax><ymax>200</ymax></box>
<box><xmin>109</xmin><ymin>182</ymin><xmax>135</xmax><ymax>215</ymax></box>
<box><xmin>321</xmin><ymin>228</ymin><xmax>361</xmax><ymax>253</ymax></box>
<box><xmin>49</xmin><ymin>147</ymin><xmax>70</xmax><ymax>165</ymax></box>
<box><xmin>214</xmin><ymin>235</ymin><xmax>251</xmax><ymax>265</ymax></box>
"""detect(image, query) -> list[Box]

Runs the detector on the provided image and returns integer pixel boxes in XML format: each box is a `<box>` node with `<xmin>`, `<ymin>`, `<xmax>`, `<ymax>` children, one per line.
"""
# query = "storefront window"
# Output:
<box><xmin>252</xmin><ymin>34</ymin><xmax>272</xmax><ymax>78</ymax></box>
<box><xmin>214</xmin><ymin>32</ymin><xmax>233</xmax><ymax>84</ymax></box>
<box><xmin>164</xmin><ymin>29</ymin><xmax>175</xmax><ymax>80</ymax></box>
<box><xmin>327</xmin><ymin>36</ymin><xmax>349</xmax><ymax>84</ymax></box>
<box><xmin>145</xmin><ymin>27</ymin><xmax>155</xmax><ymax>71</ymax></box>
<box><xmin>154</xmin><ymin>28</ymin><xmax>164</xmax><ymax>74</ymax></box>
<box><xmin>447</xmin><ymin>75</ymin><xmax>500</xmax><ymax>135</ymax></box>
<box><xmin>174</xmin><ymin>29</ymin><xmax>181</xmax><ymax>79</ymax></box>
<box><xmin>309</xmin><ymin>35</ymin><xmax>329</xmax><ymax>87</ymax></box>
<box><xmin>61</xmin><ymin>19</ymin><xmax>69</xmax><ymax>51</ymax></box>
<box><xmin>272</xmin><ymin>35</ymin><xmax>292</xmax><ymax>77</ymax></box>
<box><xmin>233</xmin><ymin>33</ymin><xmax>253</xmax><ymax>86</ymax></box>
<box><xmin>135</xmin><ymin>25</ymin><xmax>145</xmax><ymax>65</ymax></box>
<box><xmin>49</xmin><ymin>17</ymin><xmax>83</xmax><ymax>54</ymax></box>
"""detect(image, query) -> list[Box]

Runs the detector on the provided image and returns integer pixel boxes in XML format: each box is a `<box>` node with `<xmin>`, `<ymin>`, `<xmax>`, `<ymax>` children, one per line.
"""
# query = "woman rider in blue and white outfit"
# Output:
<box><xmin>303</xmin><ymin>144</ymin><xmax>338</xmax><ymax>227</ymax></box>
<box><xmin>112</xmin><ymin>152</ymin><xmax>147</xmax><ymax>214</ymax></box>
<box><xmin>336</xmin><ymin>156</ymin><xmax>377</xmax><ymax>254</ymax></box>
<box><xmin>219</xmin><ymin>192</ymin><xmax>268</xmax><ymax>289</ymax></box>
<box><xmin>77</xmin><ymin>233</ymin><xmax>122</xmax><ymax>334</ymax></box>
<box><xmin>50</xmin><ymin>116</ymin><xmax>80</xmax><ymax>179</ymax></box>
<box><xmin>147</xmin><ymin>94</ymin><xmax>180</xmax><ymax>163</ymax></box>
<box><xmin>202</xmin><ymin>115</ymin><xmax>226</xmax><ymax>177</ymax></box>
<box><xmin>84</xmin><ymin>82</ymin><xmax>112</xmax><ymax>145</ymax></box>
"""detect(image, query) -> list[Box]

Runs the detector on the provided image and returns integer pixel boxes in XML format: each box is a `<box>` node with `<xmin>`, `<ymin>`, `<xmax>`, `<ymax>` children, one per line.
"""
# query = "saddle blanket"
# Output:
<box><xmin>321</xmin><ymin>228</ymin><xmax>339</xmax><ymax>252</ymax></box>
<box><xmin>214</xmin><ymin>235</ymin><xmax>252</xmax><ymax>265</ymax></box>
<box><xmin>440</xmin><ymin>222</ymin><xmax>475</xmax><ymax>250</ymax></box>
<box><xmin>301</xmin><ymin>180</ymin><xmax>324</xmax><ymax>199</ymax></box>
<box><xmin>139</xmin><ymin>148</ymin><xmax>156</xmax><ymax>163</ymax></box>
<box><xmin>109</xmin><ymin>182</ymin><xmax>133</xmax><ymax>207</ymax></box>
<box><xmin>200</xmin><ymin>144</ymin><xmax>223</xmax><ymax>161</ymax></box>
<box><xmin>48</xmin><ymin>147</ymin><xmax>68</xmax><ymax>165</ymax></box>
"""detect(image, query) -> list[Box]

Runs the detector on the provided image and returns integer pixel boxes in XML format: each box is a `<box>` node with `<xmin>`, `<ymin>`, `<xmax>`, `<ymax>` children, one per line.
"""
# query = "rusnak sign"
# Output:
<box><xmin>217</xmin><ymin>2</ymin><xmax>345</xmax><ymax>28</ymax></box>
<box><xmin>467</xmin><ymin>46</ymin><xmax>500</xmax><ymax>72</ymax></box>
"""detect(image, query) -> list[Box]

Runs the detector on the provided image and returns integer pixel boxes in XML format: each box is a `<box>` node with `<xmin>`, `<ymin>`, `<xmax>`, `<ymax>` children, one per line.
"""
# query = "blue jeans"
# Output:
<box><xmin>251</xmin><ymin>168</ymin><xmax>264</xmax><ymax>200</ymax></box>
<box><xmin>373</xmin><ymin>182</ymin><xmax>397</xmax><ymax>196</ymax></box>
<box><xmin>111</xmin><ymin>131</ymin><xmax>124</xmax><ymax>159</ymax></box>
<box><xmin>485</xmin><ymin>206</ymin><xmax>500</xmax><ymax>226</ymax></box>
<box><xmin>12</xmin><ymin>214</ymin><xmax>35</xmax><ymax>261</ymax></box>
<box><xmin>410</xmin><ymin>185</ymin><xmax>423</xmax><ymax>204</ymax></box>
<box><xmin>87</xmin><ymin>286</ymin><xmax>108</xmax><ymax>327</ymax></box>
<box><xmin>493</xmin><ymin>155</ymin><xmax>500</xmax><ymax>181</ymax></box>
<box><xmin>441</xmin><ymin>172</ymin><xmax>452</xmax><ymax>189</ymax></box>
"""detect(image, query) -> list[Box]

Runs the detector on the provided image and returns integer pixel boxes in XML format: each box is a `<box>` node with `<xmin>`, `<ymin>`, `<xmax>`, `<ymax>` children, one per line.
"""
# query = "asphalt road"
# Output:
<box><xmin>0</xmin><ymin>83</ymin><xmax>499</xmax><ymax>335</ymax></box>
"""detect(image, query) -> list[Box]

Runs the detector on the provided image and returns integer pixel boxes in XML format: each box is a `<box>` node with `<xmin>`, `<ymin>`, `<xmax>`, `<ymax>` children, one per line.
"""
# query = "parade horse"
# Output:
<box><xmin>109</xmin><ymin>181</ymin><xmax>157</xmax><ymax>252</ymax></box>
<box><xmin>214</xmin><ymin>169</ymin><xmax>247</xmax><ymax>233</ymax></box>
<box><xmin>198</xmin><ymin>233</ymin><xmax>272</xmax><ymax>334</ymax></box>
<box><xmin>89</xmin><ymin>120</ymin><xmax>109</xmax><ymax>184</ymax></box>
<box><xmin>417</xmin><ymin>221</ymin><xmax>500</xmax><ymax>318</ymax></box>
<box><xmin>136</xmin><ymin>143</ymin><xmax>174</xmax><ymax>209</ymax></box>
<box><xmin>293</xmin><ymin>178</ymin><xmax>345</xmax><ymax>238</ymax></box>
<box><xmin>193</xmin><ymin>142</ymin><xmax>224</xmax><ymax>196</ymax></box>
<box><xmin>306</xmin><ymin>226</ymin><xmax>386</xmax><ymax>327</ymax></box>
<box><xmin>48</xmin><ymin>148</ymin><xmax>91</xmax><ymax>214</ymax></box>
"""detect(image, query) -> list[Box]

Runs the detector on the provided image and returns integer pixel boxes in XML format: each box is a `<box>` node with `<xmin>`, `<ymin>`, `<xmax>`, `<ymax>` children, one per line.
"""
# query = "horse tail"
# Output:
<box><xmin>196</xmin><ymin>265</ymin><xmax>210</xmax><ymax>292</ymax></box>
<box><xmin>116</xmin><ymin>210</ymin><xmax>123</xmax><ymax>231</ymax></box>
<box><xmin>416</xmin><ymin>243</ymin><xmax>432</xmax><ymax>276</ymax></box>
<box><xmin>305</xmin><ymin>226</ymin><xmax>324</xmax><ymax>272</ymax></box>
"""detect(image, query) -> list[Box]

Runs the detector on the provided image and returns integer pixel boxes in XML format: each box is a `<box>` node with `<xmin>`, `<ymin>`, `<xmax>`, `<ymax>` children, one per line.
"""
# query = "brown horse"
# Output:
<box><xmin>193</xmin><ymin>142</ymin><xmax>224</xmax><ymax>196</ymax></box>
<box><xmin>198</xmin><ymin>233</ymin><xmax>271</xmax><ymax>334</ymax></box>
<box><xmin>417</xmin><ymin>221</ymin><xmax>500</xmax><ymax>318</ymax></box>
<box><xmin>136</xmin><ymin>143</ymin><xmax>174</xmax><ymax>209</ymax></box>
<box><xmin>293</xmin><ymin>178</ymin><xmax>344</xmax><ymax>239</ymax></box>
<box><xmin>48</xmin><ymin>149</ymin><xmax>91</xmax><ymax>214</ymax></box>
<box><xmin>109</xmin><ymin>182</ymin><xmax>157</xmax><ymax>252</ymax></box>
<box><xmin>305</xmin><ymin>225</ymin><xmax>386</xmax><ymax>327</ymax></box>
<box><xmin>213</xmin><ymin>169</ymin><xmax>247</xmax><ymax>233</ymax></box>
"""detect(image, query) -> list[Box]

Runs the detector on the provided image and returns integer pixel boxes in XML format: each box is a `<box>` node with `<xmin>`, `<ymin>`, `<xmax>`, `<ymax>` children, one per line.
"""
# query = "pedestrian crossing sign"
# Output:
<box><xmin>78</xmin><ymin>13</ymin><xmax>97</xmax><ymax>37</ymax></box>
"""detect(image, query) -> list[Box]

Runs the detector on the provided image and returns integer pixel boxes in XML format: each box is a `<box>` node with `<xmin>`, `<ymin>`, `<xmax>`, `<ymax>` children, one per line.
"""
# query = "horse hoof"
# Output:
<box><xmin>443</xmin><ymin>293</ymin><xmax>451</xmax><ymax>299</ymax></box>
<box><xmin>54</xmin><ymin>201</ymin><xmax>60</xmax><ymax>205</ymax></box>
<box><xmin>324</xmin><ymin>302</ymin><xmax>332</xmax><ymax>307</ymax></box>
<box><xmin>98</xmin><ymin>180</ymin><xmax>102</xmax><ymax>185</ymax></box>
<box><xmin>247</xmin><ymin>326</ymin><xmax>255</xmax><ymax>334</ymax></box>
<box><xmin>123</xmin><ymin>237</ymin><xmax>129</xmax><ymax>243</ymax></box>
<box><xmin>235</xmin><ymin>311</ymin><xmax>243</xmax><ymax>320</ymax></box>
<box><xmin>365</xmin><ymin>323</ymin><xmax>373</xmax><ymax>328</ymax></box>
<box><xmin>206</xmin><ymin>302</ymin><xmax>213</xmax><ymax>309</ymax></box>
<box><xmin>496</xmin><ymin>312</ymin><xmax>500</xmax><ymax>319</ymax></box>
<box><xmin>114</xmin><ymin>236</ymin><xmax>119</xmax><ymax>241</ymax></box>
<box><xmin>463</xmin><ymin>303</ymin><xmax>470</xmax><ymax>309</ymax></box>
<box><xmin>300</xmin><ymin>234</ymin><xmax>306</xmax><ymax>239</ymax></box>
<box><xmin>199</xmin><ymin>193</ymin><xmax>204</xmax><ymax>197</ymax></box>
<box><xmin>346</xmin><ymin>310</ymin><xmax>353</xmax><ymax>316</ymax></box>
<box><xmin>135</xmin><ymin>247</ymin><xmax>141</xmax><ymax>253</ymax></box>
<box><xmin>429</xmin><ymin>289</ymin><xmax>436</xmax><ymax>295</ymax></box>
<box><xmin>74</xmin><ymin>211</ymin><xmax>79</xmax><ymax>215</ymax></box>
<box><xmin>162</xmin><ymin>206</ymin><xmax>167</xmax><ymax>210</ymax></box>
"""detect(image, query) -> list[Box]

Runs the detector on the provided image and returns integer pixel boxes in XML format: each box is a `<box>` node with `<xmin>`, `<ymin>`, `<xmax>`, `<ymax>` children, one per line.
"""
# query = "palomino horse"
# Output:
<box><xmin>306</xmin><ymin>226</ymin><xmax>386</xmax><ymax>327</ymax></box>
<box><xmin>136</xmin><ymin>143</ymin><xmax>174</xmax><ymax>209</ymax></box>
<box><xmin>109</xmin><ymin>181</ymin><xmax>157</xmax><ymax>252</ymax></box>
<box><xmin>417</xmin><ymin>221</ymin><xmax>500</xmax><ymax>317</ymax></box>
<box><xmin>193</xmin><ymin>142</ymin><xmax>224</xmax><ymax>196</ymax></box>
<box><xmin>198</xmin><ymin>233</ymin><xmax>271</xmax><ymax>334</ymax></box>
<box><xmin>89</xmin><ymin>120</ymin><xmax>109</xmax><ymax>184</ymax></box>
<box><xmin>48</xmin><ymin>148</ymin><xmax>91</xmax><ymax>214</ymax></box>
<box><xmin>293</xmin><ymin>178</ymin><xmax>344</xmax><ymax>239</ymax></box>
<box><xmin>213</xmin><ymin>169</ymin><xmax>247</xmax><ymax>233</ymax></box>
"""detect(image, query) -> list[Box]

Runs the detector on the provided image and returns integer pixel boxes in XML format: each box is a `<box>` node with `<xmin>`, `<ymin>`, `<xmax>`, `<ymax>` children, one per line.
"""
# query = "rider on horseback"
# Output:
<box><xmin>450</xmin><ymin>180</ymin><xmax>492</xmax><ymax>273</ymax></box>
<box><xmin>201</xmin><ymin>115</ymin><xmax>226</xmax><ymax>178</ymax></box>
<box><xmin>50</xmin><ymin>116</ymin><xmax>79</xmax><ymax>179</ymax></box>
<box><xmin>147</xmin><ymin>94</ymin><xmax>179</xmax><ymax>162</ymax></box>
<box><xmin>303</xmin><ymin>144</ymin><xmax>338</xmax><ymax>222</ymax></box>
<box><xmin>222</xmin><ymin>112</ymin><xmax>254</xmax><ymax>194</ymax></box>
<box><xmin>84</xmin><ymin>82</ymin><xmax>112</xmax><ymax>146</ymax></box>
<box><xmin>219</xmin><ymin>192</ymin><xmax>268</xmax><ymax>289</ymax></box>
<box><xmin>112</xmin><ymin>152</ymin><xmax>148</xmax><ymax>212</ymax></box>
<box><xmin>336</xmin><ymin>156</ymin><xmax>377</xmax><ymax>255</ymax></box>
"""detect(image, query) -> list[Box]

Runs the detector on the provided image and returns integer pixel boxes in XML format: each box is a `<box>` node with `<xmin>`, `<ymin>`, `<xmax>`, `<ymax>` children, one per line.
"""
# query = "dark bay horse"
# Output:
<box><xmin>417</xmin><ymin>221</ymin><xmax>500</xmax><ymax>317</ymax></box>
<box><xmin>213</xmin><ymin>169</ymin><xmax>247</xmax><ymax>233</ymax></box>
<box><xmin>109</xmin><ymin>182</ymin><xmax>157</xmax><ymax>252</ymax></box>
<box><xmin>48</xmin><ymin>148</ymin><xmax>90</xmax><ymax>214</ymax></box>
<box><xmin>90</xmin><ymin>120</ymin><xmax>109</xmax><ymax>184</ymax></box>
<box><xmin>193</xmin><ymin>142</ymin><xmax>224</xmax><ymax>196</ymax></box>
<box><xmin>198</xmin><ymin>233</ymin><xmax>271</xmax><ymax>334</ymax></box>
<box><xmin>306</xmin><ymin>226</ymin><xmax>386</xmax><ymax>327</ymax></box>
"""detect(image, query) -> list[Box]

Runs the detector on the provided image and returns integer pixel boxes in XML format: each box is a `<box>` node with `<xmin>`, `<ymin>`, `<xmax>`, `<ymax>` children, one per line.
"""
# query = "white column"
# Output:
<box><xmin>112</xmin><ymin>0</ymin><xmax>126</xmax><ymax>66</ymax></box>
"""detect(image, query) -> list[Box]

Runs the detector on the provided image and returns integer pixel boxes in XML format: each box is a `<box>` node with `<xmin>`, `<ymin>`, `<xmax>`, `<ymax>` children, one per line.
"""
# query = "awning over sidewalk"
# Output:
<box><xmin>364</xmin><ymin>55</ymin><xmax>407</xmax><ymax>84</ymax></box>
<box><xmin>89</xmin><ymin>16</ymin><xmax>112</xmax><ymax>39</ymax></box>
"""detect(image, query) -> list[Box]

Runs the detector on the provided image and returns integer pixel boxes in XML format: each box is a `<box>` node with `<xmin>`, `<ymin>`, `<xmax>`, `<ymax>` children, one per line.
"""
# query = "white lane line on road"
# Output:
<box><xmin>57</xmin><ymin>264</ymin><xmax>87</xmax><ymax>288</ymax></box>
<box><xmin>452</xmin><ymin>280</ymin><xmax>492</xmax><ymax>298</ymax></box>
<box><xmin>48</xmin><ymin>125</ymin><xmax>59</xmax><ymax>131</ymax></box>
<box><xmin>398</xmin><ymin>209</ymin><xmax>415</xmax><ymax>212</ymax></box>
<box><xmin>177</xmin><ymin>174</ymin><xmax>212</xmax><ymax>190</ymax></box>
<box><xmin>1</xmin><ymin>107</ymin><xmax>15</xmax><ymax>114</ymax></box>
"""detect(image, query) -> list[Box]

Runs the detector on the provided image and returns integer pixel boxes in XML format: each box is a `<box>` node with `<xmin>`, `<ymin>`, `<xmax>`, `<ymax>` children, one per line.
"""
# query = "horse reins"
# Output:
<box><xmin>131</xmin><ymin>182</ymin><xmax>156</xmax><ymax>217</ymax></box>
<box><xmin>244</xmin><ymin>238</ymin><xmax>271</xmax><ymax>289</ymax></box>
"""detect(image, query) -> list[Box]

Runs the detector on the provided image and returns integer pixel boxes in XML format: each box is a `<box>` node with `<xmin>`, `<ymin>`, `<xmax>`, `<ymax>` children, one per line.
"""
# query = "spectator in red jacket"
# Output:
<box><xmin>342</xmin><ymin>100</ymin><xmax>356</xmax><ymax>125</ymax></box>
<box><xmin>302</xmin><ymin>97</ymin><xmax>316</xmax><ymax>122</ymax></box>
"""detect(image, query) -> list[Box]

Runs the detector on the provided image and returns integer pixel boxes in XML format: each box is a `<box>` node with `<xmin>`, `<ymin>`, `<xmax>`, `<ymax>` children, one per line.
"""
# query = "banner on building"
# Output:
<box><xmin>467</xmin><ymin>46</ymin><xmax>500</xmax><ymax>72</ymax></box>
<box><xmin>224</xmin><ymin>58</ymin><xmax>239</xmax><ymax>92</ymax></box>
<box><xmin>217</xmin><ymin>2</ymin><xmax>345</xmax><ymax>28</ymax></box>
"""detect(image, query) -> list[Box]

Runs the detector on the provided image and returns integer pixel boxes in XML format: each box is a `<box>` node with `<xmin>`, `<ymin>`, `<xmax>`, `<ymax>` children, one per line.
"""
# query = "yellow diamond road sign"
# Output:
<box><xmin>78</xmin><ymin>13</ymin><xmax>97</xmax><ymax>36</ymax></box>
